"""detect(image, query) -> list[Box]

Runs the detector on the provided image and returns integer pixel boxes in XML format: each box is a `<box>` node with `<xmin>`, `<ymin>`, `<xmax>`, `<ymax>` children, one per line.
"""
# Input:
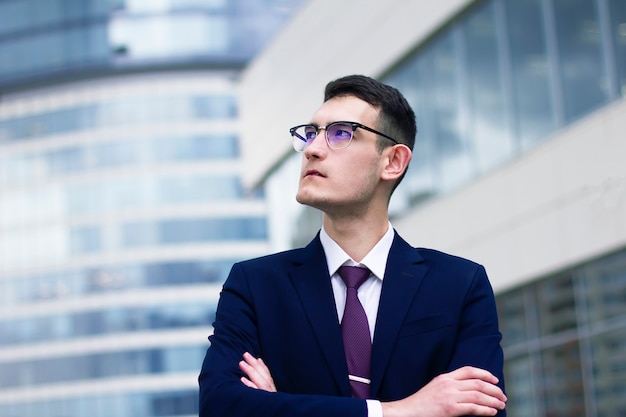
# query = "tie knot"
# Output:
<box><xmin>338</xmin><ymin>266</ymin><xmax>370</xmax><ymax>290</ymax></box>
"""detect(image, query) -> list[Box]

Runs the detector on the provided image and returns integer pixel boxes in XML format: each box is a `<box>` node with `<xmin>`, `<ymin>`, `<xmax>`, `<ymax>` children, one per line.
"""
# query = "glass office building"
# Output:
<box><xmin>0</xmin><ymin>1</ymin><xmax>304</xmax><ymax>416</ymax></box>
<box><xmin>382</xmin><ymin>0</ymin><xmax>626</xmax><ymax>206</ymax></box>
<box><xmin>241</xmin><ymin>0</ymin><xmax>626</xmax><ymax>416</ymax></box>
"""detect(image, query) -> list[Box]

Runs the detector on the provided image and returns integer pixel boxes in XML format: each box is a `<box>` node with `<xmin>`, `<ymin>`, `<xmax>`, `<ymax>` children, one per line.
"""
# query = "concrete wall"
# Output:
<box><xmin>395</xmin><ymin>99</ymin><xmax>626</xmax><ymax>293</ymax></box>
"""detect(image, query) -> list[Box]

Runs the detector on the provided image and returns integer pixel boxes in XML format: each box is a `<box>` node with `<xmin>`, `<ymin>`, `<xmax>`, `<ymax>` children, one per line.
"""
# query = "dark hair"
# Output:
<box><xmin>324</xmin><ymin>74</ymin><xmax>416</xmax><ymax>152</ymax></box>
<box><xmin>324</xmin><ymin>74</ymin><xmax>417</xmax><ymax>192</ymax></box>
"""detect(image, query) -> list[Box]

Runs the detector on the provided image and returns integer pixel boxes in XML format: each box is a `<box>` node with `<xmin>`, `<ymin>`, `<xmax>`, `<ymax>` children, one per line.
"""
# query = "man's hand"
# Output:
<box><xmin>239</xmin><ymin>352</ymin><xmax>277</xmax><ymax>392</ymax></box>
<box><xmin>381</xmin><ymin>366</ymin><xmax>506</xmax><ymax>417</ymax></box>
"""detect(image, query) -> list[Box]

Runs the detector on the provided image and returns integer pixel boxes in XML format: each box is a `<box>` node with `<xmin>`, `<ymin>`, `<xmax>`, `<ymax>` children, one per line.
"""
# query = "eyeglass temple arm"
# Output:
<box><xmin>354</xmin><ymin>123</ymin><xmax>399</xmax><ymax>144</ymax></box>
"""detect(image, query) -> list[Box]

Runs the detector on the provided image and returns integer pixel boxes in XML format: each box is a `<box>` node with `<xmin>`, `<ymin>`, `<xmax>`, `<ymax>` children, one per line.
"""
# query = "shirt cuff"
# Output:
<box><xmin>366</xmin><ymin>399</ymin><xmax>383</xmax><ymax>417</ymax></box>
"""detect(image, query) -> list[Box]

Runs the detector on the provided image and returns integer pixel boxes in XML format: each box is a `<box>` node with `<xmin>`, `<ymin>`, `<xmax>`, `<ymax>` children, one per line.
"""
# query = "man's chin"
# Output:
<box><xmin>295</xmin><ymin>192</ymin><xmax>313</xmax><ymax>207</ymax></box>
<box><xmin>296</xmin><ymin>192</ymin><xmax>326</xmax><ymax>211</ymax></box>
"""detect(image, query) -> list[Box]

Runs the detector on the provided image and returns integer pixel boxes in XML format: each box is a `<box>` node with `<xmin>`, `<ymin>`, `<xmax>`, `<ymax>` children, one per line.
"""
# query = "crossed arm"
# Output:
<box><xmin>239</xmin><ymin>352</ymin><xmax>507</xmax><ymax>417</ymax></box>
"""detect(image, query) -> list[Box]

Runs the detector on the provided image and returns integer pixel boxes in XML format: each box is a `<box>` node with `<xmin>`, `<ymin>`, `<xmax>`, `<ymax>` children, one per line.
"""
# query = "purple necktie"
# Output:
<box><xmin>338</xmin><ymin>265</ymin><xmax>372</xmax><ymax>399</ymax></box>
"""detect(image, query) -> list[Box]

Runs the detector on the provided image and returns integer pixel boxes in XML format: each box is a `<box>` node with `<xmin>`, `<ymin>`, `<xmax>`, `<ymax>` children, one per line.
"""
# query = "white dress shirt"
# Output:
<box><xmin>319</xmin><ymin>222</ymin><xmax>395</xmax><ymax>417</ymax></box>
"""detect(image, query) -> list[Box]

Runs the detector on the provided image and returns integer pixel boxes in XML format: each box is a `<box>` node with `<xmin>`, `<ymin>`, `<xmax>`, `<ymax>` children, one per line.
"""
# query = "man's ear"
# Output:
<box><xmin>381</xmin><ymin>145</ymin><xmax>412</xmax><ymax>182</ymax></box>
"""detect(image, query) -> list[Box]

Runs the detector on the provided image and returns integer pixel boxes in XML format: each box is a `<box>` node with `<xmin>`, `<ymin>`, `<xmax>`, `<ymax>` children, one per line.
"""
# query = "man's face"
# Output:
<box><xmin>295</xmin><ymin>95</ymin><xmax>387</xmax><ymax>216</ymax></box>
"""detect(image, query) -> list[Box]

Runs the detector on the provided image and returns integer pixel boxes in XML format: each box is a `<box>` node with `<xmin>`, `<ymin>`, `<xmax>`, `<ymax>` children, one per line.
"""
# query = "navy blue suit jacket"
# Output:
<box><xmin>199</xmin><ymin>232</ymin><xmax>505</xmax><ymax>416</ymax></box>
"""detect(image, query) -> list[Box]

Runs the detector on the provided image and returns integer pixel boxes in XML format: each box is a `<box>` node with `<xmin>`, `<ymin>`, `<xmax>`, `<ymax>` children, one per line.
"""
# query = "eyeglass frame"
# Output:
<box><xmin>289</xmin><ymin>121</ymin><xmax>400</xmax><ymax>152</ymax></box>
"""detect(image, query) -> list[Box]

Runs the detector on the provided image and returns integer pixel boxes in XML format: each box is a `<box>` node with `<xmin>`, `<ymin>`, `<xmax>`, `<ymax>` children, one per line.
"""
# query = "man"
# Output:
<box><xmin>199</xmin><ymin>75</ymin><xmax>507</xmax><ymax>417</ymax></box>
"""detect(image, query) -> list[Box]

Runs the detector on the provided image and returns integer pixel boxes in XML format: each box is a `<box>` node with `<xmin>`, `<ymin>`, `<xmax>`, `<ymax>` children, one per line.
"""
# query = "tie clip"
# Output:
<box><xmin>349</xmin><ymin>375</ymin><xmax>371</xmax><ymax>384</ymax></box>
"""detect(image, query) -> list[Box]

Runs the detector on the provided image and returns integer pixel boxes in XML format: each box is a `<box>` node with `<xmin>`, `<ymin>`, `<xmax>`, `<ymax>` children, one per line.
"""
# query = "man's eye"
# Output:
<box><xmin>303</xmin><ymin>127</ymin><xmax>317</xmax><ymax>141</ymax></box>
<box><xmin>333</xmin><ymin>129</ymin><xmax>351</xmax><ymax>139</ymax></box>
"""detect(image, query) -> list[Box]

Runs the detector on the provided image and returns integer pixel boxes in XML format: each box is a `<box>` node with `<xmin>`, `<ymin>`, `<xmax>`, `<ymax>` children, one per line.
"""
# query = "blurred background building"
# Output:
<box><xmin>238</xmin><ymin>0</ymin><xmax>626</xmax><ymax>416</ymax></box>
<box><xmin>0</xmin><ymin>0</ymin><xmax>305</xmax><ymax>416</ymax></box>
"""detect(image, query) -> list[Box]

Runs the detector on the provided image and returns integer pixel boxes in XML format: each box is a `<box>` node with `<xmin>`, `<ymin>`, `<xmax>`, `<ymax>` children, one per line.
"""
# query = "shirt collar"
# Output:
<box><xmin>320</xmin><ymin>222</ymin><xmax>395</xmax><ymax>281</ymax></box>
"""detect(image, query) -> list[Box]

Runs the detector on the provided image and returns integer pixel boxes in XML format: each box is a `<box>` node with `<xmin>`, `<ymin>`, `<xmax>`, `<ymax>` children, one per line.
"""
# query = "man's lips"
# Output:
<box><xmin>304</xmin><ymin>169</ymin><xmax>326</xmax><ymax>178</ymax></box>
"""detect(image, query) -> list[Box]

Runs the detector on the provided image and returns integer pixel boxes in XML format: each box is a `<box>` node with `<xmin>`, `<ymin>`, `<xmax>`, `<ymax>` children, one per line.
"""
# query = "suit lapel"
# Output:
<box><xmin>289</xmin><ymin>235</ymin><xmax>352</xmax><ymax>396</ymax></box>
<box><xmin>370</xmin><ymin>233</ymin><xmax>428</xmax><ymax>397</ymax></box>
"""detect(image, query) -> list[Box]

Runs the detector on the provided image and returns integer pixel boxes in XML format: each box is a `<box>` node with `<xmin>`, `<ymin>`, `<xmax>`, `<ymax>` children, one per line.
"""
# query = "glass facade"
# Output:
<box><xmin>382</xmin><ymin>0</ymin><xmax>626</xmax><ymax>212</ymax></box>
<box><xmin>497</xmin><ymin>247</ymin><xmax>626</xmax><ymax>417</ymax></box>
<box><xmin>1</xmin><ymin>390</ymin><xmax>199</xmax><ymax>417</ymax></box>
<box><xmin>0</xmin><ymin>0</ymin><xmax>304</xmax><ymax>90</ymax></box>
<box><xmin>0</xmin><ymin>94</ymin><xmax>237</xmax><ymax>143</ymax></box>
<box><xmin>0</xmin><ymin>301</ymin><xmax>218</xmax><ymax>346</ymax></box>
<box><xmin>0</xmin><ymin>0</ymin><xmax>305</xmax><ymax>416</ymax></box>
<box><xmin>0</xmin><ymin>259</ymin><xmax>235</xmax><ymax>307</ymax></box>
<box><xmin>0</xmin><ymin>74</ymin><xmax>269</xmax><ymax>416</ymax></box>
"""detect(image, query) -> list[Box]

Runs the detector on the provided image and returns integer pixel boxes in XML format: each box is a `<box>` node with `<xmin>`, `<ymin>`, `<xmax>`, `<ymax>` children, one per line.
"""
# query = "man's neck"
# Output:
<box><xmin>322</xmin><ymin>213</ymin><xmax>390</xmax><ymax>262</ymax></box>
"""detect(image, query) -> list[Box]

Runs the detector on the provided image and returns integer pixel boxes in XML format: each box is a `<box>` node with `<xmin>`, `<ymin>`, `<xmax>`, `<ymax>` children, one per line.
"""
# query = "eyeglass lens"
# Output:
<box><xmin>293</xmin><ymin>123</ymin><xmax>354</xmax><ymax>151</ymax></box>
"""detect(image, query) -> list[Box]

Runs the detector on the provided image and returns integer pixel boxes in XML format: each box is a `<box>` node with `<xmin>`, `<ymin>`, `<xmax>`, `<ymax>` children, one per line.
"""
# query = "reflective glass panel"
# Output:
<box><xmin>496</xmin><ymin>289</ymin><xmax>528</xmax><ymax>348</ymax></box>
<box><xmin>553</xmin><ymin>0</ymin><xmax>609</xmax><ymax>121</ymax></box>
<box><xmin>504</xmin><ymin>0</ymin><xmax>556</xmax><ymax>148</ymax></box>
<box><xmin>535</xmin><ymin>272</ymin><xmax>577</xmax><ymax>335</ymax></box>
<box><xmin>154</xmin><ymin>134</ymin><xmax>239</xmax><ymax>161</ymax></box>
<box><xmin>590</xmin><ymin>328</ymin><xmax>626</xmax><ymax>415</ymax></box>
<box><xmin>0</xmin><ymin>0</ymin><xmax>305</xmax><ymax>87</ymax></box>
<box><xmin>427</xmin><ymin>32</ymin><xmax>473</xmax><ymax>191</ymax></box>
<box><xmin>0</xmin><ymin>390</ymin><xmax>199</xmax><ymax>417</ymax></box>
<box><xmin>609</xmin><ymin>0</ymin><xmax>626</xmax><ymax>97</ymax></box>
<box><xmin>463</xmin><ymin>1</ymin><xmax>513</xmax><ymax>172</ymax></box>
<box><xmin>70</xmin><ymin>226</ymin><xmax>102</xmax><ymax>254</ymax></box>
<box><xmin>150</xmin><ymin>391</ymin><xmax>198</xmax><ymax>417</ymax></box>
<box><xmin>1</xmin><ymin>258</ymin><xmax>234</xmax><ymax>306</ymax></box>
<box><xmin>541</xmin><ymin>341</ymin><xmax>585</xmax><ymax>416</ymax></box>
<box><xmin>122</xmin><ymin>0</ymin><xmax>226</xmax><ymax>12</ymax></box>
<box><xmin>0</xmin><ymin>345</ymin><xmax>207</xmax><ymax>388</ymax></box>
<box><xmin>0</xmin><ymin>302</ymin><xmax>216</xmax><ymax>346</ymax></box>
<box><xmin>503</xmin><ymin>356</ymin><xmax>538</xmax><ymax>417</ymax></box>
<box><xmin>0</xmin><ymin>1</ymin><xmax>28</xmax><ymax>36</ymax></box>
<box><xmin>155</xmin><ymin>217</ymin><xmax>267</xmax><ymax>245</ymax></box>
<box><xmin>0</xmin><ymin>96</ymin><xmax>236</xmax><ymax>142</ymax></box>
<box><xmin>580</xmin><ymin>250</ymin><xmax>626</xmax><ymax>324</ymax></box>
<box><xmin>109</xmin><ymin>14</ymin><xmax>230</xmax><ymax>60</ymax></box>
<box><xmin>92</xmin><ymin>140</ymin><xmax>139</xmax><ymax>168</ymax></box>
<box><xmin>158</xmin><ymin>176</ymin><xmax>242</xmax><ymax>203</ymax></box>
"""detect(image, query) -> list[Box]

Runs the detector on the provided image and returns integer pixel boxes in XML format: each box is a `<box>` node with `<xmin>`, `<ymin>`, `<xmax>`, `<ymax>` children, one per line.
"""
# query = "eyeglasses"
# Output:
<box><xmin>289</xmin><ymin>121</ymin><xmax>399</xmax><ymax>152</ymax></box>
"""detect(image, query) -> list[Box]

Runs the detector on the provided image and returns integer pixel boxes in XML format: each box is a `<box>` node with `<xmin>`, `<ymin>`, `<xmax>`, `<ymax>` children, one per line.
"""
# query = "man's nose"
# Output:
<box><xmin>303</xmin><ymin>130</ymin><xmax>328</xmax><ymax>157</ymax></box>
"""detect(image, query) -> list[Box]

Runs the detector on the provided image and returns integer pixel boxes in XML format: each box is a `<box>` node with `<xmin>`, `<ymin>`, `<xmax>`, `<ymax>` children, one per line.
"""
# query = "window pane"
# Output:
<box><xmin>496</xmin><ymin>290</ymin><xmax>528</xmax><ymax>347</ymax></box>
<box><xmin>590</xmin><ymin>328</ymin><xmax>626</xmax><ymax>416</ymax></box>
<box><xmin>427</xmin><ymin>32</ymin><xmax>473</xmax><ymax>191</ymax></box>
<box><xmin>463</xmin><ymin>1</ymin><xmax>513</xmax><ymax>172</ymax></box>
<box><xmin>541</xmin><ymin>341</ymin><xmax>585</xmax><ymax>416</ymax></box>
<box><xmin>535</xmin><ymin>273</ymin><xmax>577</xmax><ymax>335</ymax></box>
<box><xmin>109</xmin><ymin>14</ymin><xmax>230</xmax><ymax>60</ymax></box>
<box><xmin>504</xmin><ymin>0</ymin><xmax>556</xmax><ymax>147</ymax></box>
<box><xmin>0</xmin><ymin>346</ymin><xmax>208</xmax><ymax>388</ymax></box>
<box><xmin>609</xmin><ymin>0</ymin><xmax>626</xmax><ymax>97</ymax></box>
<box><xmin>553</xmin><ymin>0</ymin><xmax>609</xmax><ymax>121</ymax></box>
<box><xmin>0</xmin><ymin>1</ymin><xmax>27</xmax><ymax>35</ymax></box>
<box><xmin>158</xmin><ymin>175</ymin><xmax>242</xmax><ymax>203</ymax></box>
<box><xmin>154</xmin><ymin>135</ymin><xmax>239</xmax><ymax>161</ymax></box>
<box><xmin>581</xmin><ymin>250</ymin><xmax>626</xmax><ymax>324</ymax></box>
<box><xmin>157</xmin><ymin>217</ymin><xmax>267</xmax><ymax>244</ymax></box>
<box><xmin>503</xmin><ymin>356</ymin><xmax>539</xmax><ymax>417</ymax></box>
<box><xmin>47</xmin><ymin>147</ymin><xmax>86</xmax><ymax>175</ymax></box>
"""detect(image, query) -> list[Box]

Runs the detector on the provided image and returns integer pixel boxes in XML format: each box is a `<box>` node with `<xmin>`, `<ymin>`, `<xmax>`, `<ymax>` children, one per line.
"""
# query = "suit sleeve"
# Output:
<box><xmin>447</xmin><ymin>264</ymin><xmax>506</xmax><ymax>417</ymax></box>
<box><xmin>198</xmin><ymin>262</ymin><xmax>367</xmax><ymax>417</ymax></box>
